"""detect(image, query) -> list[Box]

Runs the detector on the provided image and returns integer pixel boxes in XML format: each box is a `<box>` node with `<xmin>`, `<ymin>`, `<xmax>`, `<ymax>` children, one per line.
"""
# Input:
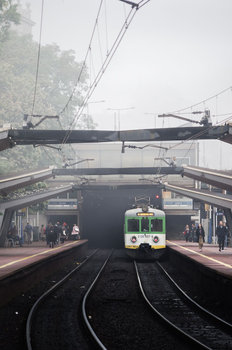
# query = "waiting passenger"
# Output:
<box><xmin>190</xmin><ymin>223</ymin><xmax>197</xmax><ymax>242</ymax></box>
<box><xmin>183</xmin><ymin>225</ymin><xmax>190</xmax><ymax>242</ymax></box>
<box><xmin>223</xmin><ymin>222</ymin><xmax>229</xmax><ymax>248</ymax></box>
<box><xmin>216</xmin><ymin>221</ymin><xmax>226</xmax><ymax>252</ymax></box>
<box><xmin>196</xmin><ymin>223</ymin><xmax>205</xmax><ymax>252</ymax></box>
<box><xmin>24</xmin><ymin>222</ymin><xmax>33</xmax><ymax>244</ymax></box>
<box><xmin>71</xmin><ymin>224</ymin><xmax>80</xmax><ymax>240</ymax></box>
<box><xmin>54</xmin><ymin>221</ymin><xmax>63</xmax><ymax>245</ymax></box>
<box><xmin>45</xmin><ymin>223</ymin><xmax>56</xmax><ymax>248</ymax></box>
<box><xmin>7</xmin><ymin>224</ymin><xmax>22</xmax><ymax>247</ymax></box>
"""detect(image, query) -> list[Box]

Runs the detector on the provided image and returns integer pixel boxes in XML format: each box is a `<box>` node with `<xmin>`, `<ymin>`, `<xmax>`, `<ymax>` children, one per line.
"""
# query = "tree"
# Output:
<box><xmin>0</xmin><ymin>0</ymin><xmax>20</xmax><ymax>43</ymax></box>
<box><xmin>0</xmin><ymin>31</ymin><xmax>95</xmax><ymax>174</ymax></box>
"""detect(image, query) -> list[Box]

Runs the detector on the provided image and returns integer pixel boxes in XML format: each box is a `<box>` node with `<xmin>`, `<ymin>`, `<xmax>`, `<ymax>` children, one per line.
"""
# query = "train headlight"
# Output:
<box><xmin>153</xmin><ymin>236</ymin><xmax>159</xmax><ymax>243</ymax></box>
<box><xmin>131</xmin><ymin>236</ymin><xmax>137</xmax><ymax>243</ymax></box>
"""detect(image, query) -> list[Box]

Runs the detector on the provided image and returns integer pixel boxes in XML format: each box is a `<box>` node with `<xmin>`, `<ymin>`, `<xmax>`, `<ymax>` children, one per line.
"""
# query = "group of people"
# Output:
<box><xmin>183</xmin><ymin>221</ymin><xmax>230</xmax><ymax>252</ymax></box>
<box><xmin>7</xmin><ymin>221</ymin><xmax>80</xmax><ymax>249</ymax></box>
<box><xmin>7</xmin><ymin>223</ymin><xmax>22</xmax><ymax>247</ymax></box>
<box><xmin>183</xmin><ymin>223</ymin><xmax>205</xmax><ymax>251</ymax></box>
<box><xmin>42</xmin><ymin>222</ymin><xmax>80</xmax><ymax>248</ymax></box>
<box><xmin>7</xmin><ymin>222</ymin><xmax>33</xmax><ymax>247</ymax></box>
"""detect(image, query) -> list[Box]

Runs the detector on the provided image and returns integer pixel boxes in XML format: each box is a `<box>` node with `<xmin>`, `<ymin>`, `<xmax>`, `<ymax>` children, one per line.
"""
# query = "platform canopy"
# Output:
<box><xmin>164</xmin><ymin>183</ymin><xmax>232</xmax><ymax>209</ymax></box>
<box><xmin>0</xmin><ymin>168</ymin><xmax>54</xmax><ymax>195</ymax></box>
<box><xmin>182</xmin><ymin>165</ymin><xmax>232</xmax><ymax>192</ymax></box>
<box><xmin>0</xmin><ymin>185</ymin><xmax>73</xmax><ymax>211</ymax></box>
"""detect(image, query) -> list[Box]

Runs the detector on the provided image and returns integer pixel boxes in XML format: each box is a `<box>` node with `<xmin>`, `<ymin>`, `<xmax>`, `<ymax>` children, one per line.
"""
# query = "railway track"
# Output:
<box><xmin>82</xmin><ymin>250</ymin><xmax>191</xmax><ymax>350</ymax></box>
<box><xmin>135</xmin><ymin>261</ymin><xmax>232</xmax><ymax>350</ymax></box>
<box><xmin>26</xmin><ymin>248</ymin><xmax>232</xmax><ymax>350</ymax></box>
<box><xmin>26</xmin><ymin>249</ymin><xmax>111</xmax><ymax>350</ymax></box>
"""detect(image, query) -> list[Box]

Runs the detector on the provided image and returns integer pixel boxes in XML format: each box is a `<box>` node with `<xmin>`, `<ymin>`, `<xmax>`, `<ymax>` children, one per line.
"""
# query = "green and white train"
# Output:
<box><xmin>124</xmin><ymin>205</ymin><xmax>166</xmax><ymax>259</ymax></box>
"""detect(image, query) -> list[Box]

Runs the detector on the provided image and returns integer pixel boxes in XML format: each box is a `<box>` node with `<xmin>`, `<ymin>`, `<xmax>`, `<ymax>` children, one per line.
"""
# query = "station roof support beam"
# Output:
<box><xmin>1</xmin><ymin>124</ymin><xmax>232</xmax><ymax>150</ymax></box>
<box><xmin>164</xmin><ymin>183</ymin><xmax>232</xmax><ymax>210</ymax></box>
<box><xmin>182</xmin><ymin>165</ymin><xmax>232</xmax><ymax>192</ymax></box>
<box><xmin>53</xmin><ymin>167</ymin><xmax>182</xmax><ymax>176</ymax></box>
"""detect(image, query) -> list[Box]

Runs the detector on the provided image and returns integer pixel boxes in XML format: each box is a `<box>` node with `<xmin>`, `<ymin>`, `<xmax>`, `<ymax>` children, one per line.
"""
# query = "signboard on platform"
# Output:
<box><xmin>163</xmin><ymin>198</ymin><xmax>193</xmax><ymax>210</ymax></box>
<box><xmin>16</xmin><ymin>211</ymin><xmax>25</xmax><ymax>216</ymax></box>
<box><xmin>47</xmin><ymin>199</ymin><xmax>78</xmax><ymax>210</ymax></box>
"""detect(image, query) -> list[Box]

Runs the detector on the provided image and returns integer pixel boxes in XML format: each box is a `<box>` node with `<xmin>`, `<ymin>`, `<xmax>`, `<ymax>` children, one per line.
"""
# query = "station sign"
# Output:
<box><xmin>16</xmin><ymin>211</ymin><xmax>25</xmax><ymax>216</ymax></box>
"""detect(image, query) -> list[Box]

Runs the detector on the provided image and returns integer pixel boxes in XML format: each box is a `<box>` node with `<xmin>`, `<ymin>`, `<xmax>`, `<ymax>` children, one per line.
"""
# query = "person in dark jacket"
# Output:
<box><xmin>24</xmin><ymin>222</ymin><xmax>33</xmax><ymax>244</ymax></box>
<box><xmin>45</xmin><ymin>223</ymin><xmax>56</xmax><ymax>248</ymax></box>
<box><xmin>196</xmin><ymin>223</ymin><xmax>205</xmax><ymax>251</ymax></box>
<box><xmin>223</xmin><ymin>222</ymin><xmax>229</xmax><ymax>248</ymax></box>
<box><xmin>183</xmin><ymin>224</ymin><xmax>190</xmax><ymax>242</ymax></box>
<box><xmin>216</xmin><ymin>221</ymin><xmax>226</xmax><ymax>252</ymax></box>
<box><xmin>54</xmin><ymin>221</ymin><xmax>62</xmax><ymax>245</ymax></box>
<box><xmin>190</xmin><ymin>223</ymin><xmax>197</xmax><ymax>242</ymax></box>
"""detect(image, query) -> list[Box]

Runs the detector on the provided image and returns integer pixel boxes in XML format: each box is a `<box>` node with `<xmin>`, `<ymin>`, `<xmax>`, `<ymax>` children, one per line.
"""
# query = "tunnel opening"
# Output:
<box><xmin>80</xmin><ymin>187</ymin><xmax>162</xmax><ymax>248</ymax></box>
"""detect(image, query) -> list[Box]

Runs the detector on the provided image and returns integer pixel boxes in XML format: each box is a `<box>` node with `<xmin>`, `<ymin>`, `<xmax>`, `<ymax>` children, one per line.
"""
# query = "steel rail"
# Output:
<box><xmin>134</xmin><ymin>261</ymin><xmax>211</xmax><ymax>350</ymax></box>
<box><xmin>157</xmin><ymin>261</ymin><xmax>232</xmax><ymax>332</ymax></box>
<box><xmin>26</xmin><ymin>249</ymin><xmax>99</xmax><ymax>350</ymax></box>
<box><xmin>81</xmin><ymin>250</ymin><xmax>113</xmax><ymax>350</ymax></box>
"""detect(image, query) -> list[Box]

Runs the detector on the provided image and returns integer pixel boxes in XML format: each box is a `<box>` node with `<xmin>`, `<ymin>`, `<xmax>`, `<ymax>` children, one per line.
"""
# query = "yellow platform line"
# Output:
<box><xmin>167</xmin><ymin>240</ymin><xmax>232</xmax><ymax>269</ymax></box>
<box><xmin>0</xmin><ymin>241</ymin><xmax>79</xmax><ymax>269</ymax></box>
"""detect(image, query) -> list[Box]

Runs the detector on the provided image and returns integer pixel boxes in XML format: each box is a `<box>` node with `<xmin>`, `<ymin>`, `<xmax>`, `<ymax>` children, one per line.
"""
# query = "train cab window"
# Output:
<box><xmin>151</xmin><ymin>219</ymin><xmax>163</xmax><ymax>232</ymax></box>
<box><xmin>141</xmin><ymin>217</ymin><xmax>149</xmax><ymax>232</ymax></box>
<box><xmin>127</xmin><ymin>219</ymin><xmax>139</xmax><ymax>232</ymax></box>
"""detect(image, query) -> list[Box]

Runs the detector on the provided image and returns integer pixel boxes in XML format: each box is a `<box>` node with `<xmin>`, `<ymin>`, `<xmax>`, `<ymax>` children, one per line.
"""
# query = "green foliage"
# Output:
<box><xmin>0</xmin><ymin>31</ymin><xmax>96</xmax><ymax>174</ymax></box>
<box><xmin>0</xmin><ymin>0</ymin><xmax>20</xmax><ymax>43</ymax></box>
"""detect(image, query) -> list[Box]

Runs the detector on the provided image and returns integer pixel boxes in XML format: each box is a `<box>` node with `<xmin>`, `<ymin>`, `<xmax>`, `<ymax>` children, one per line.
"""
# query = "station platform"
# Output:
<box><xmin>0</xmin><ymin>240</ymin><xmax>87</xmax><ymax>281</ymax></box>
<box><xmin>167</xmin><ymin>240</ymin><xmax>232</xmax><ymax>279</ymax></box>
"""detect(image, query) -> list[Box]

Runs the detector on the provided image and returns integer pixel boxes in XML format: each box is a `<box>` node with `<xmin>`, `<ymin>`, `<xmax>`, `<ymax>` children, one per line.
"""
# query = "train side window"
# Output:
<box><xmin>151</xmin><ymin>219</ymin><xmax>163</xmax><ymax>232</ymax></box>
<box><xmin>127</xmin><ymin>219</ymin><xmax>139</xmax><ymax>232</ymax></box>
<box><xmin>141</xmin><ymin>217</ymin><xmax>149</xmax><ymax>232</ymax></box>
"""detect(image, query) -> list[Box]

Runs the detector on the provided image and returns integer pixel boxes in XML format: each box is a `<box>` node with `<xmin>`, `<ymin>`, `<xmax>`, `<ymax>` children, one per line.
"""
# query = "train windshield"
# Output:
<box><xmin>141</xmin><ymin>217</ymin><xmax>149</xmax><ymax>232</ymax></box>
<box><xmin>127</xmin><ymin>219</ymin><xmax>139</xmax><ymax>232</ymax></box>
<box><xmin>151</xmin><ymin>219</ymin><xmax>163</xmax><ymax>232</ymax></box>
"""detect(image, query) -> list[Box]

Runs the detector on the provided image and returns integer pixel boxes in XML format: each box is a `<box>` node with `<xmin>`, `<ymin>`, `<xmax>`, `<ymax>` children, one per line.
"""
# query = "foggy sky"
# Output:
<box><xmin>21</xmin><ymin>0</ymin><xmax>232</xmax><ymax>169</ymax></box>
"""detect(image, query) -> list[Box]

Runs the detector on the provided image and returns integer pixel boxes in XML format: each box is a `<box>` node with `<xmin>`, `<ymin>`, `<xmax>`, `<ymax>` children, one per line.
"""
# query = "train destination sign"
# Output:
<box><xmin>137</xmin><ymin>212</ymin><xmax>154</xmax><ymax>216</ymax></box>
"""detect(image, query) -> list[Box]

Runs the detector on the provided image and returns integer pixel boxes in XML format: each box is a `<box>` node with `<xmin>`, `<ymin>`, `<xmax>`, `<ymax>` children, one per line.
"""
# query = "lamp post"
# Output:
<box><xmin>107</xmin><ymin>107</ymin><xmax>135</xmax><ymax>131</ymax></box>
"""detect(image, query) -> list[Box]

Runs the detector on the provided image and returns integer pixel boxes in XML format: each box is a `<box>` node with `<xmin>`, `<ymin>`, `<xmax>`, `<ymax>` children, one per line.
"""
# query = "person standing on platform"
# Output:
<box><xmin>190</xmin><ymin>223</ymin><xmax>196</xmax><ymax>242</ymax></box>
<box><xmin>216</xmin><ymin>221</ymin><xmax>226</xmax><ymax>251</ymax></box>
<box><xmin>196</xmin><ymin>223</ymin><xmax>205</xmax><ymax>252</ymax></box>
<box><xmin>24</xmin><ymin>222</ymin><xmax>33</xmax><ymax>244</ymax></box>
<box><xmin>71</xmin><ymin>224</ymin><xmax>80</xmax><ymax>240</ymax></box>
<box><xmin>183</xmin><ymin>224</ymin><xmax>190</xmax><ymax>242</ymax></box>
<box><xmin>45</xmin><ymin>223</ymin><xmax>56</xmax><ymax>248</ymax></box>
<box><xmin>223</xmin><ymin>222</ymin><xmax>229</xmax><ymax>248</ymax></box>
<box><xmin>54</xmin><ymin>221</ymin><xmax>62</xmax><ymax>245</ymax></box>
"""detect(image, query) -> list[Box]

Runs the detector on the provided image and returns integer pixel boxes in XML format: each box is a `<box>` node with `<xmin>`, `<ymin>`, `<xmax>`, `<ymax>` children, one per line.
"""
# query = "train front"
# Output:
<box><xmin>124</xmin><ymin>206</ymin><xmax>166</xmax><ymax>259</ymax></box>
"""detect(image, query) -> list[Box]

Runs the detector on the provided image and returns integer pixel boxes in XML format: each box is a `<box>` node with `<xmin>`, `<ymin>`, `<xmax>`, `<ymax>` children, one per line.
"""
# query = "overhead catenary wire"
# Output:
<box><xmin>61</xmin><ymin>7</ymin><xmax>138</xmax><ymax>144</ymax></box>
<box><xmin>168</xmin><ymin>114</ymin><xmax>232</xmax><ymax>152</ymax></box>
<box><xmin>61</xmin><ymin>1</ymin><xmax>150</xmax><ymax>147</ymax></box>
<box><xmin>42</xmin><ymin>1</ymin><xmax>105</xmax><ymax>162</ymax></box>
<box><xmin>59</xmin><ymin>0</ymin><xmax>104</xmax><ymax>116</ymax></box>
<box><xmin>29</xmin><ymin>0</ymin><xmax>62</xmax><ymax>167</ymax></box>
<box><xmin>31</xmin><ymin>0</ymin><xmax>45</xmax><ymax>115</ymax></box>
<box><xmin>172</xmin><ymin>85</ymin><xmax>232</xmax><ymax>114</ymax></box>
